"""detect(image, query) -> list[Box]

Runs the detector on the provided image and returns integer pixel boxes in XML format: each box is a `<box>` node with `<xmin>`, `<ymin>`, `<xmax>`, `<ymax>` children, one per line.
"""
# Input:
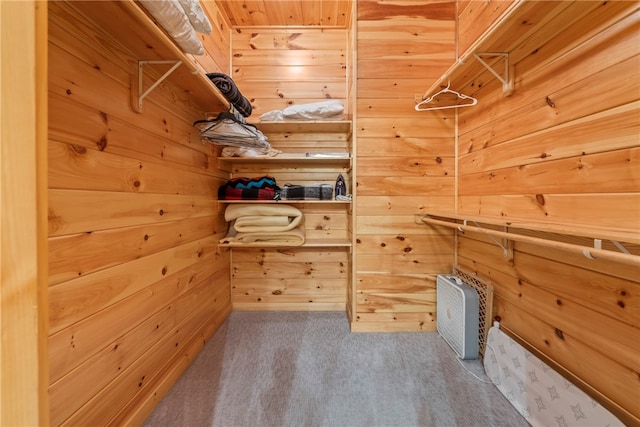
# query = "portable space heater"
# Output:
<box><xmin>436</xmin><ymin>275</ymin><xmax>479</xmax><ymax>359</ymax></box>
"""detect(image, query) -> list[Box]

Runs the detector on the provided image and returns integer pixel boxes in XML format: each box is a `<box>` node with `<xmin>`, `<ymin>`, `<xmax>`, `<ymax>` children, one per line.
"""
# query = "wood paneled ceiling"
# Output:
<box><xmin>213</xmin><ymin>1</ymin><xmax>354</xmax><ymax>27</ymax></box>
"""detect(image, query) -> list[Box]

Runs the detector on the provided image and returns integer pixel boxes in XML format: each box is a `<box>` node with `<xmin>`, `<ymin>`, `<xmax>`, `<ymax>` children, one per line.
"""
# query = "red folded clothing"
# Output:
<box><xmin>218</xmin><ymin>176</ymin><xmax>280</xmax><ymax>200</ymax></box>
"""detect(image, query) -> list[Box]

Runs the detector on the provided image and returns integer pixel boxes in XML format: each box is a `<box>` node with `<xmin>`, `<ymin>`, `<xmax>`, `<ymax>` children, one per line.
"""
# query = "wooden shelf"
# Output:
<box><xmin>421</xmin><ymin>1</ymin><xmax>635</xmax><ymax>100</ymax></box>
<box><xmin>219</xmin><ymin>200</ymin><xmax>350</xmax><ymax>204</ymax></box>
<box><xmin>70</xmin><ymin>0</ymin><xmax>229</xmax><ymax>113</ymax></box>
<box><xmin>218</xmin><ymin>118</ymin><xmax>354</xmax><ymax>250</ymax></box>
<box><xmin>253</xmin><ymin>120</ymin><xmax>352</xmax><ymax>134</ymax></box>
<box><xmin>219</xmin><ymin>238</ymin><xmax>351</xmax><ymax>248</ymax></box>
<box><xmin>218</xmin><ymin>154</ymin><xmax>351</xmax><ymax>168</ymax></box>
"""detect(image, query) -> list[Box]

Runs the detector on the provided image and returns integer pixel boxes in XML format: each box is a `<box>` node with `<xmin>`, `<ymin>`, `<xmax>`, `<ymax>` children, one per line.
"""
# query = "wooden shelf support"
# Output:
<box><xmin>612</xmin><ymin>240</ymin><xmax>631</xmax><ymax>255</ymax></box>
<box><xmin>473</xmin><ymin>53</ymin><xmax>514</xmax><ymax>96</ymax></box>
<box><xmin>70</xmin><ymin>1</ymin><xmax>231</xmax><ymax>113</ymax></box>
<box><xmin>467</xmin><ymin>220</ymin><xmax>513</xmax><ymax>259</ymax></box>
<box><xmin>134</xmin><ymin>60</ymin><xmax>185</xmax><ymax>113</ymax></box>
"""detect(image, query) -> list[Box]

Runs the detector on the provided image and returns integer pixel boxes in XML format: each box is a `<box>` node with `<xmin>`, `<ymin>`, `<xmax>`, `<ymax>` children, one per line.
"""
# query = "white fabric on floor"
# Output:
<box><xmin>484</xmin><ymin>324</ymin><xmax>623</xmax><ymax>427</ymax></box>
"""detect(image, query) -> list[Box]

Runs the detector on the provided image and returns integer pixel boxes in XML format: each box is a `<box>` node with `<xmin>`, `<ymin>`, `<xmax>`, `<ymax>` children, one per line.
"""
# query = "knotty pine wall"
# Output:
<box><xmin>353</xmin><ymin>0</ymin><xmax>456</xmax><ymax>332</ymax></box>
<box><xmin>454</xmin><ymin>2</ymin><xmax>639</xmax><ymax>423</ymax></box>
<box><xmin>47</xmin><ymin>2</ymin><xmax>232</xmax><ymax>425</ymax></box>
<box><xmin>233</xmin><ymin>28</ymin><xmax>349</xmax><ymax>117</ymax></box>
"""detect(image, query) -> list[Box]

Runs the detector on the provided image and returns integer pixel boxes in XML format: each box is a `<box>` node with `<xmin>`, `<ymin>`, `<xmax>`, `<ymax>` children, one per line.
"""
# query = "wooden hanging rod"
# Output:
<box><xmin>420</xmin><ymin>216</ymin><xmax>640</xmax><ymax>267</ymax></box>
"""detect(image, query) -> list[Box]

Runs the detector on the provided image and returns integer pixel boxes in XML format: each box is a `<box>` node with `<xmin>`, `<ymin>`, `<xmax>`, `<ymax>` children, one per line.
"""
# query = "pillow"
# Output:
<box><xmin>177</xmin><ymin>0</ymin><xmax>213</xmax><ymax>34</ymax></box>
<box><xmin>138</xmin><ymin>0</ymin><xmax>204</xmax><ymax>55</ymax></box>
<box><xmin>282</xmin><ymin>100</ymin><xmax>344</xmax><ymax>120</ymax></box>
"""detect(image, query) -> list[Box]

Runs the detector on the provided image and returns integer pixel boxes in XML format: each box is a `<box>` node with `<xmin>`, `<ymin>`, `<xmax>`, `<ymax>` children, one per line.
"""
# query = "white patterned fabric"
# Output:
<box><xmin>259</xmin><ymin>100</ymin><xmax>344</xmax><ymax>121</ymax></box>
<box><xmin>484</xmin><ymin>325</ymin><xmax>623</xmax><ymax>427</ymax></box>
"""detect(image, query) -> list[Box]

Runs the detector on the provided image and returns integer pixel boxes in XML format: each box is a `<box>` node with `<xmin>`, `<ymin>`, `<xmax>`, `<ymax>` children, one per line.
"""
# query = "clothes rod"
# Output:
<box><xmin>421</xmin><ymin>216</ymin><xmax>640</xmax><ymax>267</ymax></box>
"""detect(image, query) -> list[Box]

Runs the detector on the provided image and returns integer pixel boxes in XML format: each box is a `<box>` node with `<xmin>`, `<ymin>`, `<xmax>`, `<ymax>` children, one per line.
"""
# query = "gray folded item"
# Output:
<box><xmin>280</xmin><ymin>184</ymin><xmax>333</xmax><ymax>200</ymax></box>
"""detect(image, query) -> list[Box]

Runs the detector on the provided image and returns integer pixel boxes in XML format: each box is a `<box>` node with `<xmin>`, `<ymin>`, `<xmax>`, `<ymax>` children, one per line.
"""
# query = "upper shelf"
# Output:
<box><xmin>219</xmin><ymin>238</ymin><xmax>351</xmax><ymax>248</ymax></box>
<box><xmin>254</xmin><ymin>120</ymin><xmax>352</xmax><ymax>134</ymax></box>
<box><xmin>421</xmin><ymin>1</ymin><xmax>637</xmax><ymax>100</ymax></box>
<box><xmin>219</xmin><ymin>200</ymin><xmax>351</xmax><ymax>204</ymax></box>
<box><xmin>70</xmin><ymin>0</ymin><xmax>229</xmax><ymax>113</ymax></box>
<box><xmin>219</xmin><ymin>152</ymin><xmax>351</xmax><ymax>166</ymax></box>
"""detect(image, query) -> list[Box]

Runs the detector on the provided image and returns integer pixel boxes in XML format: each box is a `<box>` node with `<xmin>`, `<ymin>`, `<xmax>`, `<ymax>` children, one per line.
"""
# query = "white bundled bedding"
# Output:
<box><xmin>220</xmin><ymin>204</ymin><xmax>305</xmax><ymax>246</ymax></box>
<box><xmin>138</xmin><ymin>0</ymin><xmax>212</xmax><ymax>55</ymax></box>
<box><xmin>259</xmin><ymin>100</ymin><xmax>344</xmax><ymax>121</ymax></box>
<box><xmin>221</xmin><ymin>225</ymin><xmax>306</xmax><ymax>246</ymax></box>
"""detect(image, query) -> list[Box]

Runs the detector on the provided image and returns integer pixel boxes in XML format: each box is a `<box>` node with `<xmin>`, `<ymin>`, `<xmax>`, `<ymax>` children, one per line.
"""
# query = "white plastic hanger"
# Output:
<box><xmin>415</xmin><ymin>82</ymin><xmax>478</xmax><ymax>111</ymax></box>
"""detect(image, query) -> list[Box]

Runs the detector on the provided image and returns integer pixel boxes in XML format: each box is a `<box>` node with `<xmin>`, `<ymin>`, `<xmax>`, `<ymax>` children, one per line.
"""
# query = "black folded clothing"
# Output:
<box><xmin>206</xmin><ymin>72</ymin><xmax>253</xmax><ymax>117</ymax></box>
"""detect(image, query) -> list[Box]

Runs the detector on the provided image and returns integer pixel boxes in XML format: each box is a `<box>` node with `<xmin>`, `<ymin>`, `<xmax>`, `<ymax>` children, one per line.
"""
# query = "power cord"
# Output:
<box><xmin>456</xmin><ymin>356</ymin><xmax>494</xmax><ymax>384</ymax></box>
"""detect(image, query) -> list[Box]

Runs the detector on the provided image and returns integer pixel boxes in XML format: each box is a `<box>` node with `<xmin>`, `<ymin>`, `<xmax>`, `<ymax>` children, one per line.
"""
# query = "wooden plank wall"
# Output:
<box><xmin>454</xmin><ymin>2</ymin><xmax>640</xmax><ymax>424</ymax></box>
<box><xmin>231</xmin><ymin>27</ymin><xmax>349</xmax><ymax>119</ymax></box>
<box><xmin>47</xmin><ymin>2</ymin><xmax>232</xmax><ymax>425</ymax></box>
<box><xmin>231</xmin><ymin>245</ymin><xmax>350</xmax><ymax>311</ymax></box>
<box><xmin>353</xmin><ymin>0</ymin><xmax>456</xmax><ymax>332</ymax></box>
<box><xmin>215</xmin><ymin>0</ymin><xmax>352</xmax><ymax>27</ymax></box>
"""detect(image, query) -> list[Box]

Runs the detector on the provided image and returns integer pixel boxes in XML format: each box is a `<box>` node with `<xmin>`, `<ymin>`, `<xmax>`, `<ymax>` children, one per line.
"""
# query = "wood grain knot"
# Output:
<box><xmin>70</xmin><ymin>144</ymin><xmax>87</xmax><ymax>155</ymax></box>
<box><xmin>554</xmin><ymin>328</ymin><xmax>564</xmax><ymax>340</ymax></box>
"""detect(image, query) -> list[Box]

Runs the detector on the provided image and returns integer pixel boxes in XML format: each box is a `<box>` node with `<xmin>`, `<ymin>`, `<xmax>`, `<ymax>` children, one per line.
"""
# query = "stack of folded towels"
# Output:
<box><xmin>219</xmin><ymin>204</ymin><xmax>305</xmax><ymax>246</ymax></box>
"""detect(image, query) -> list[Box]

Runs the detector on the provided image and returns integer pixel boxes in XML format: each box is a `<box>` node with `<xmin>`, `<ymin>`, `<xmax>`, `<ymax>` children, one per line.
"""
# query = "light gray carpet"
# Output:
<box><xmin>143</xmin><ymin>311</ymin><xmax>528</xmax><ymax>427</ymax></box>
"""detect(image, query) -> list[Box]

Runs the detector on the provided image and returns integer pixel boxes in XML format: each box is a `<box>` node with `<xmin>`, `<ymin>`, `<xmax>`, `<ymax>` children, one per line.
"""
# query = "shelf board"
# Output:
<box><xmin>219</xmin><ymin>238</ymin><xmax>351</xmax><ymax>248</ymax></box>
<box><xmin>70</xmin><ymin>0</ymin><xmax>229</xmax><ymax>113</ymax></box>
<box><xmin>219</xmin><ymin>199</ymin><xmax>350</xmax><ymax>204</ymax></box>
<box><xmin>252</xmin><ymin>120</ymin><xmax>352</xmax><ymax>134</ymax></box>
<box><xmin>218</xmin><ymin>153</ymin><xmax>351</xmax><ymax>166</ymax></box>
<box><xmin>421</xmin><ymin>1</ymin><xmax>635</xmax><ymax>100</ymax></box>
<box><xmin>423</xmin><ymin>211</ymin><xmax>640</xmax><ymax>246</ymax></box>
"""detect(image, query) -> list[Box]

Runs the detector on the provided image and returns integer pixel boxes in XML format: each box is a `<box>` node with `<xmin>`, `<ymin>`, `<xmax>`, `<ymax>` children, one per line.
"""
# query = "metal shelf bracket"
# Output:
<box><xmin>474</xmin><ymin>52</ymin><xmax>514</xmax><ymax>96</ymax></box>
<box><xmin>133</xmin><ymin>60</ymin><xmax>183</xmax><ymax>113</ymax></box>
